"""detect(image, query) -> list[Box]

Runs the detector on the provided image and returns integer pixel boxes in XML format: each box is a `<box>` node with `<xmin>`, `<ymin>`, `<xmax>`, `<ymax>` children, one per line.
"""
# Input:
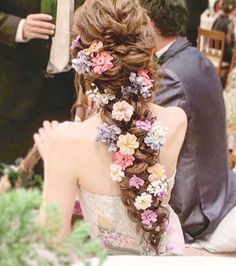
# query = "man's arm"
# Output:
<box><xmin>0</xmin><ymin>11</ymin><xmax>22</xmax><ymax>46</ymax></box>
<box><xmin>200</xmin><ymin>0</ymin><xmax>208</xmax><ymax>13</ymax></box>
<box><xmin>155</xmin><ymin>68</ymin><xmax>188</xmax><ymax>113</ymax></box>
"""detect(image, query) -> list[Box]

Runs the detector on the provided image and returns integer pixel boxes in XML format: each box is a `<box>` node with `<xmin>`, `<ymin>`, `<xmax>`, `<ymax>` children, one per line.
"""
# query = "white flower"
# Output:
<box><xmin>134</xmin><ymin>192</ymin><xmax>152</xmax><ymax>210</ymax></box>
<box><xmin>86</xmin><ymin>87</ymin><xmax>115</xmax><ymax>107</ymax></box>
<box><xmin>110</xmin><ymin>163</ymin><xmax>124</xmax><ymax>182</ymax></box>
<box><xmin>147</xmin><ymin>178</ymin><xmax>168</xmax><ymax>196</ymax></box>
<box><xmin>150</xmin><ymin>121</ymin><xmax>168</xmax><ymax>146</ymax></box>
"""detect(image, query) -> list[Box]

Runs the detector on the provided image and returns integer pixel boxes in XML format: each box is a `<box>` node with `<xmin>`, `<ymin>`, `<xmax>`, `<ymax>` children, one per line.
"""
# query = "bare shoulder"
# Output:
<box><xmin>165</xmin><ymin>106</ymin><xmax>187</xmax><ymax>131</ymax></box>
<box><xmin>150</xmin><ymin>104</ymin><xmax>187</xmax><ymax>133</ymax></box>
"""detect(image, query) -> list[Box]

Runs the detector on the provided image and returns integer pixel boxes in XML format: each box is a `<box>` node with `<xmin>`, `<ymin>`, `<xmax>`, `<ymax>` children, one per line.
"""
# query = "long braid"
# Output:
<box><xmin>72</xmin><ymin>0</ymin><xmax>169</xmax><ymax>253</ymax></box>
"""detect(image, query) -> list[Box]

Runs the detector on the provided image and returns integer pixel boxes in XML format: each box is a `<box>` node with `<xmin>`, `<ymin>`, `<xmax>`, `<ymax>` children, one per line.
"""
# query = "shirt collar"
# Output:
<box><xmin>155</xmin><ymin>40</ymin><xmax>176</xmax><ymax>58</ymax></box>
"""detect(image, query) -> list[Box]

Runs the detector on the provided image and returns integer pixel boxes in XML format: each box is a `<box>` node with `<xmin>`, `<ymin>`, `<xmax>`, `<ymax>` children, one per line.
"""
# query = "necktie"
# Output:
<box><xmin>48</xmin><ymin>0</ymin><xmax>71</xmax><ymax>72</ymax></box>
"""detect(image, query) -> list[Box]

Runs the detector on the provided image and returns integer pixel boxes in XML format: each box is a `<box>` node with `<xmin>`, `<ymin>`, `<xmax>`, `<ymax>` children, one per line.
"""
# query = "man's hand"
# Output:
<box><xmin>23</xmin><ymin>14</ymin><xmax>55</xmax><ymax>41</ymax></box>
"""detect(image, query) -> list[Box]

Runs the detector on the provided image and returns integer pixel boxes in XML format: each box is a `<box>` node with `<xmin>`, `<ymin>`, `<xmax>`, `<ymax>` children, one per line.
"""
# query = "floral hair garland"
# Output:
<box><xmin>95</xmin><ymin>69</ymin><xmax>169</xmax><ymax>229</ymax></box>
<box><xmin>71</xmin><ymin>36</ymin><xmax>169</xmax><ymax>229</ymax></box>
<box><xmin>71</xmin><ymin>35</ymin><xmax>113</xmax><ymax>75</ymax></box>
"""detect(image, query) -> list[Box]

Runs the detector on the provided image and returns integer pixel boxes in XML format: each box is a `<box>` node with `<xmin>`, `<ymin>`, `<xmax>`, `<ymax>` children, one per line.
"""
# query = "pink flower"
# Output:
<box><xmin>129</xmin><ymin>175</ymin><xmax>144</xmax><ymax>189</ymax></box>
<box><xmin>117</xmin><ymin>133</ymin><xmax>139</xmax><ymax>155</ymax></box>
<box><xmin>138</xmin><ymin>69</ymin><xmax>153</xmax><ymax>88</ymax></box>
<box><xmin>112</xmin><ymin>101</ymin><xmax>134</xmax><ymax>122</ymax></box>
<box><xmin>92</xmin><ymin>51</ymin><xmax>113</xmax><ymax>74</ymax></box>
<box><xmin>71</xmin><ymin>35</ymin><xmax>80</xmax><ymax>49</ymax></box>
<box><xmin>141</xmin><ymin>209</ymin><xmax>158</xmax><ymax>228</ymax></box>
<box><xmin>136</xmin><ymin>120</ymin><xmax>152</xmax><ymax>131</ymax></box>
<box><xmin>113</xmin><ymin>152</ymin><xmax>135</xmax><ymax>170</ymax></box>
<box><xmin>73</xmin><ymin>200</ymin><xmax>83</xmax><ymax>216</ymax></box>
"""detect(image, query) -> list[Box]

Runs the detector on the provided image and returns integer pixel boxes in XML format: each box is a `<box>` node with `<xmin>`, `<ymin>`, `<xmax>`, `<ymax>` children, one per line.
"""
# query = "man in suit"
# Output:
<box><xmin>142</xmin><ymin>0</ymin><xmax>236</xmax><ymax>246</ymax></box>
<box><xmin>185</xmin><ymin>0</ymin><xmax>209</xmax><ymax>46</ymax></box>
<box><xmin>0</xmin><ymin>0</ymin><xmax>84</xmax><ymax>164</ymax></box>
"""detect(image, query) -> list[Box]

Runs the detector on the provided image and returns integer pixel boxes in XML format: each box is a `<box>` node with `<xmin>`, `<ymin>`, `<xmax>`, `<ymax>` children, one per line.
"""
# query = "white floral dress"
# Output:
<box><xmin>77</xmin><ymin>176</ymin><xmax>185</xmax><ymax>256</ymax></box>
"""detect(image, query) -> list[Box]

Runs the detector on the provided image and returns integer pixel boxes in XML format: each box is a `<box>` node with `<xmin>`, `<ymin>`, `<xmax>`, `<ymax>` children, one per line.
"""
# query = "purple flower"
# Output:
<box><xmin>141</xmin><ymin>209</ymin><xmax>158</xmax><ymax>227</ymax></box>
<box><xmin>156</xmin><ymin>191</ymin><xmax>166</xmax><ymax>201</ymax></box>
<box><xmin>136</xmin><ymin>120</ymin><xmax>152</xmax><ymax>131</ymax></box>
<box><xmin>72</xmin><ymin>51</ymin><xmax>92</xmax><ymax>74</ymax></box>
<box><xmin>71</xmin><ymin>35</ymin><xmax>80</xmax><ymax>49</ymax></box>
<box><xmin>140</xmin><ymin>86</ymin><xmax>152</xmax><ymax>99</ymax></box>
<box><xmin>129</xmin><ymin>175</ymin><xmax>144</xmax><ymax>189</ymax></box>
<box><xmin>96</xmin><ymin>123</ymin><xmax>121</xmax><ymax>152</ymax></box>
<box><xmin>121</xmin><ymin>85</ymin><xmax>139</xmax><ymax>96</ymax></box>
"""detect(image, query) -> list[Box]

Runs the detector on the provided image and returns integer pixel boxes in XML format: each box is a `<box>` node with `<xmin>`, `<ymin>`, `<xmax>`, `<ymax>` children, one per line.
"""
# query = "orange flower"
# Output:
<box><xmin>117</xmin><ymin>133</ymin><xmax>139</xmax><ymax>155</ymax></box>
<box><xmin>148</xmin><ymin>163</ymin><xmax>166</xmax><ymax>182</ymax></box>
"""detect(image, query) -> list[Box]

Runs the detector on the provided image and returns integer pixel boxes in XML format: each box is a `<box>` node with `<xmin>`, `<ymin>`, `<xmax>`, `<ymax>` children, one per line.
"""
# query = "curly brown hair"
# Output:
<box><xmin>72</xmin><ymin>0</ymin><xmax>169</xmax><ymax>253</ymax></box>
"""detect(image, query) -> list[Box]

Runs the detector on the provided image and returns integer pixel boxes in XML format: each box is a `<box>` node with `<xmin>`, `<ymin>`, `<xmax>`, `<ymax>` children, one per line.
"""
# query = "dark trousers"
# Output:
<box><xmin>0</xmin><ymin>71</ymin><xmax>76</xmax><ymax>164</ymax></box>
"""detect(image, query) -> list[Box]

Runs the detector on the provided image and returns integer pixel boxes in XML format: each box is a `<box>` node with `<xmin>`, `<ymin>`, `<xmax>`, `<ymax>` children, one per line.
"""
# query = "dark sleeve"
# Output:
<box><xmin>0</xmin><ymin>11</ymin><xmax>22</xmax><ymax>46</ymax></box>
<box><xmin>155</xmin><ymin>68</ymin><xmax>188</xmax><ymax>114</ymax></box>
<box><xmin>200</xmin><ymin>0</ymin><xmax>208</xmax><ymax>13</ymax></box>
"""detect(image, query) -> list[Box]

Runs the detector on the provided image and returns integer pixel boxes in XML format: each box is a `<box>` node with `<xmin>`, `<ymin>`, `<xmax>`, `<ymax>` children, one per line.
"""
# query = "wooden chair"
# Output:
<box><xmin>229</xmin><ymin>43</ymin><xmax>236</xmax><ymax>72</ymax></box>
<box><xmin>197</xmin><ymin>28</ymin><xmax>226</xmax><ymax>74</ymax></box>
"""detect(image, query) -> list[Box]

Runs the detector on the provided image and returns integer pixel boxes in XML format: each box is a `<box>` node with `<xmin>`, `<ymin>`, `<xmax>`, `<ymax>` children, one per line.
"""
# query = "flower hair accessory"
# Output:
<box><xmin>86</xmin><ymin>85</ymin><xmax>115</xmax><ymax>107</ymax></box>
<box><xmin>112</xmin><ymin>101</ymin><xmax>134</xmax><ymax>122</ymax></box>
<box><xmin>72</xmin><ymin>40</ymin><xmax>113</xmax><ymax>75</ymax></box>
<box><xmin>71</xmin><ymin>35</ymin><xmax>81</xmax><ymax>49</ymax></box>
<box><xmin>121</xmin><ymin>70</ymin><xmax>153</xmax><ymax>99</ymax></box>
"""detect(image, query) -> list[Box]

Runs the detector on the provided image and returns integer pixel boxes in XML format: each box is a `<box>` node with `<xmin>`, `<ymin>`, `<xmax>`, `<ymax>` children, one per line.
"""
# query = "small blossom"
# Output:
<box><xmin>96</xmin><ymin>123</ymin><xmax>121</xmax><ymax>152</ymax></box>
<box><xmin>84</xmin><ymin>41</ymin><xmax>103</xmax><ymax>55</ymax></box>
<box><xmin>140</xmin><ymin>86</ymin><xmax>152</xmax><ymax>99</ymax></box>
<box><xmin>73</xmin><ymin>200</ymin><xmax>83</xmax><ymax>216</ymax></box>
<box><xmin>121</xmin><ymin>85</ymin><xmax>139</xmax><ymax>96</ymax></box>
<box><xmin>144</xmin><ymin>131</ymin><xmax>165</xmax><ymax>151</ymax></box>
<box><xmin>110</xmin><ymin>163</ymin><xmax>125</xmax><ymax>182</ymax></box>
<box><xmin>141</xmin><ymin>209</ymin><xmax>158</xmax><ymax>228</ymax></box>
<box><xmin>129</xmin><ymin>175</ymin><xmax>144</xmax><ymax>189</ymax></box>
<box><xmin>72</xmin><ymin>51</ymin><xmax>92</xmax><ymax>74</ymax></box>
<box><xmin>86</xmin><ymin>87</ymin><xmax>115</xmax><ymax>107</ymax></box>
<box><xmin>92</xmin><ymin>52</ymin><xmax>113</xmax><ymax>74</ymax></box>
<box><xmin>71</xmin><ymin>35</ymin><xmax>80</xmax><ymax>49</ymax></box>
<box><xmin>134</xmin><ymin>192</ymin><xmax>152</xmax><ymax>210</ymax></box>
<box><xmin>136</xmin><ymin>120</ymin><xmax>152</xmax><ymax>131</ymax></box>
<box><xmin>148</xmin><ymin>163</ymin><xmax>166</xmax><ymax>182</ymax></box>
<box><xmin>147</xmin><ymin>178</ymin><xmax>168</xmax><ymax>198</ymax></box>
<box><xmin>117</xmin><ymin>133</ymin><xmax>139</xmax><ymax>155</ymax></box>
<box><xmin>112</xmin><ymin>101</ymin><xmax>134</xmax><ymax>122</ymax></box>
<box><xmin>113</xmin><ymin>152</ymin><xmax>135</xmax><ymax>170</ymax></box>
<box><xmin>137</xmin><ymin>69</ymin><xmax>153</xmax><ymax>89</ymax></box>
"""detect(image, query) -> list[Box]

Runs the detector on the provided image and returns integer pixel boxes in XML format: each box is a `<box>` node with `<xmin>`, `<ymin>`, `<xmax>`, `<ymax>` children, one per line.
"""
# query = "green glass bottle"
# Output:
<box><xmin>41</xmin><ymin>0</ymin><xmax>57</xmax><ymax>25</ymax></box>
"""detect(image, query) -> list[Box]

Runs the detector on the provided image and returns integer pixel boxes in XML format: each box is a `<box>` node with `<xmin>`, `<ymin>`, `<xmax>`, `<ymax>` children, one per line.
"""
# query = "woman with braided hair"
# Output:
<box><xmin>34</xmin><ymin>0</ymin><xmax>187</xmax><ymax>255</ymax></box>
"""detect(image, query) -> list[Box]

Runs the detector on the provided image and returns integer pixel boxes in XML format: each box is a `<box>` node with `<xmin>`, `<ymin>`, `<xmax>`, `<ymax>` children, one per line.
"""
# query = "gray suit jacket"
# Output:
<box><xmin>156</xmin><ymin>38</ymin><xmax>236</xmax><ymax>242</ymax></box>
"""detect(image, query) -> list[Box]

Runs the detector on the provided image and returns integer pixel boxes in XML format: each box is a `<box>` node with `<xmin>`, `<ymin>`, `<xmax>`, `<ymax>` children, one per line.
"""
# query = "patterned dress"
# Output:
<box><xmin>77</xmin><ymin>176</ymin><xmax>185</xmax><ymax>256</ymax></box>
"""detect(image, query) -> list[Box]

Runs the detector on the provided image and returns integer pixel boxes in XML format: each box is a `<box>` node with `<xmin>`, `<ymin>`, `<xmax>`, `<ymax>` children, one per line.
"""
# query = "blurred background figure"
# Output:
<box><xmin>185</xmin><ymin>0</ymin><xmax>209</xmax><ymax>46</ymax></box>
<box><xmin>212</xmin><ymin>0</ymin><xmax>236</xmax><ymax>63</ymax></box>
<box><xmin>0</xmin><ymin>0</ymin><xmax>84</xmax><ymax>164</ymax></box>
<box><xmin>200</xmin><ymin>0</ymin><xmax>222</xmax><ymax>30</ymax></box>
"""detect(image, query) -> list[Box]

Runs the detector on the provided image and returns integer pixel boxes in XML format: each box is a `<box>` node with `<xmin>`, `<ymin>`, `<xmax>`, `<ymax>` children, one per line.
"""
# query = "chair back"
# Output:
<box><xmin>197</xmin><ymin>28</ymin><xmax>225</xmax><ymax>74</ymax></box>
